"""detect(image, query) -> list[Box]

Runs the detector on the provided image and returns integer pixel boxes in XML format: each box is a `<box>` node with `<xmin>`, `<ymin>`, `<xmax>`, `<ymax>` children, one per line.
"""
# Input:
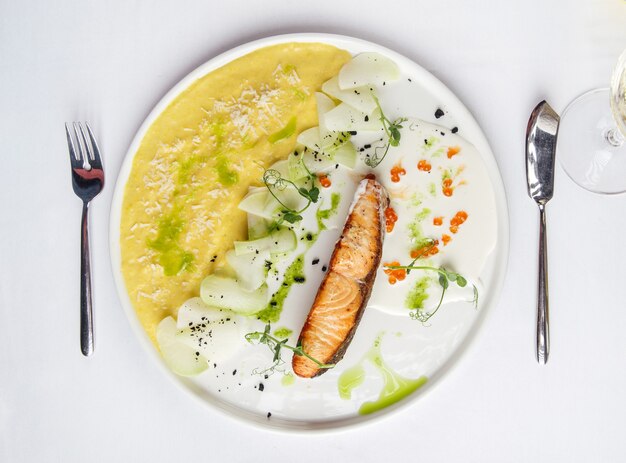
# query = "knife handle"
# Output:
<box><xmin>536</xmin><ymin>204</ymin><xmax>550</xmax><ymax>364</ymax></box>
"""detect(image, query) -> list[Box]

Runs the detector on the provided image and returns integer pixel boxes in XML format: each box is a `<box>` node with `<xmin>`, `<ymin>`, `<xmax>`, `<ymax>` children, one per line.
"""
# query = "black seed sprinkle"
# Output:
<box><xmin>451</xmin><ymin>126</ymin><xmax>459</xmax><ymax>134</ymax></box>
<box><xmin>267</xmin><ymin>412</ymin><xmax>272</xmax><ymax>419</ymax></box>
<box><xmin>364</xmin><ymin>144</ymin><xmax>371</xmax><ymax>149</ymax></box>
<box><xmin>365</xmin><ymin>115</ymin><xmax>369</xmax><ymax>122</ymax></box>
<box><xmin>434</xmin><ymin>108</ymin><xmax>445</xmax><ymax>119</ymax></box>
<box><xmin>232</xmin><ymin>369</ymin><xmax>237</xmax><ymax>375</ymax></box>
<box><xmin>306</xmin><ymin>233</ymin><xmax>313</xmax><ymax>241</ymax></box>
<box><xmin>312</xmin><ymin>258</ymin><xmax>319</xmax><ymax>265</ymax></box>
<box><xmin>294</xmin><ymin>276</ymin><xmax>305</xmax><ymax>283</ymax></box>
<box><xmin>322</xmin><ymin>265</ymin><xmax>328</xmax><ymax>272</ymax></box>
<box><xmin>258</xmin><ymin>383</ymin><xmax>265</xmax><ymax>392</ymax></box>
<box><xmin>349</xmin><ymin>131</ymin><xmax>357</xmax><ymax>136</ymax></box>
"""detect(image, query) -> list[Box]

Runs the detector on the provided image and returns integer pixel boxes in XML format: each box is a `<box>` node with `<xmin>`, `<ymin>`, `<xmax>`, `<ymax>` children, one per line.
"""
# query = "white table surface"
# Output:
<box><xmin>2</xmin><ymin>0</ymin><xmax>626</xmax><ymax>461</ymax></box>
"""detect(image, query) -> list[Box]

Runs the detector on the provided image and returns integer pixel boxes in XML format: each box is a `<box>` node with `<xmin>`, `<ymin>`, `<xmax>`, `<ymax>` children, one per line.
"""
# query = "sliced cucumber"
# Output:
<box><xmin>176</xmin><ymin>297</ymin><xmax>216</xmax><ymax>329</ymax></box>
<box><xmin>239</xmin><ymin>190</ymin><xmax>273</xmax><ymax>219</ymax></box>
<box><xmin>226</xmin><ymin>249</ymin><xmax>267</xmax><ymax>291</ymax></box>
<box><xmin>200</xmin><ymin>275</ymin><xmax>268</xmax><ymax>315</ymax></box>
<box><xmin>156</xmin><ymin>316</ymin><xmax>208</xmax><ymax>377</ymax></box>
<box><xmin>234</xmin><ymin>228</ymin><xmax>296</xmax><ymax>256</ymax></box>
<box><xmin>248</xmin><ymin>214</ymin><xmax>271</xmax><ymax>240</ymax></box>
<box><xmin>287</xmin><ymin>150</ymin><xmax>309</xmax><ymax>181</ymax></box>
<box><xmin>324</xmin><ymin>103</ymin><xmax>385</xmax><ymax>132</ymax></box>
<box><xmin>297</xmin><ymin>126</ymin><xmax>329</xmax><ymax>152</ymax></box>
<box><xmin>333</xmin><ymin>141</ymin><xmax>357</xmax><ymax>169</ymax></box>
<box><xmin>322</xmin><ymin>76</ymin><xmax>377</xmax><ymax>114</ymax></box>
<box><xmin>338</xmin><ymin>52</ymin><xmax>400</xmax><ymax>89</ymax></box>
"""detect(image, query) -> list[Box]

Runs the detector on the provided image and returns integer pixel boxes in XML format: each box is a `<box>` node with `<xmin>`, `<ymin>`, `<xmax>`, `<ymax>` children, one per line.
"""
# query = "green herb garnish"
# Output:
<box><xmin>364</xmin><ymin>95</ymin><xmax>407</xmax><ymax>168</ymax></box>
<box><xmin>262</xmin><ymin>162</ymin><xmax>319</xmax><ymax>228</ymax></box>
<box><xmin>385</xmin><ymin>258</ymin><xmax>478</xmax><ymax>323</ymax></box>
<box><xmin>245</xmin><ymin>324</ymin><xmax>334</xmax><ymax>375</ymax></box>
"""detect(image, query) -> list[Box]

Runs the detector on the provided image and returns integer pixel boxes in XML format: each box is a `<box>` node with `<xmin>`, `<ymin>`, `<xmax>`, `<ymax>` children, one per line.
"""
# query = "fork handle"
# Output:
<box><xmin>536</xmin><ymin>204</ymin><xmax>549</xmax><ymax>364</ymax></box>
<box><xmin>81</xmin><ymin>201</ymin><xmax>94</xmax><ymax>356</ymax></box>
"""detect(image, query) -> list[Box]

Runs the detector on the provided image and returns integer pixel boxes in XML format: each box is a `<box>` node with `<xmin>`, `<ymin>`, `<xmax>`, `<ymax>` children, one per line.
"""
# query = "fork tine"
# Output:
<box><xmin>85</xmin><ymin>123</ymin><xmax>102</xmax><ymax>168</ymax></box>
<box><xmin>73</xmin><ymin>122</ymin><xmax>90</xmax><ymax>169</ymax></box>
<box><xmin>65</xmin><ymin>122</ymin><xmax>80</xmax><ymax>164</ymax></box>
<box><xmin>76</xmin><ymin>122</ymin><xmax>94</xmax><ymax>162</ymax></box>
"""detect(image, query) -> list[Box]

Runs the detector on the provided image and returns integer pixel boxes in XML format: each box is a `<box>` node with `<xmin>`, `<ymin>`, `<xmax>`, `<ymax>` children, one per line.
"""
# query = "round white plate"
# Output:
<box><xmin>110</xmin><ymin>33</ymin><xmax>509</xmax><ymax>432</ymax></box>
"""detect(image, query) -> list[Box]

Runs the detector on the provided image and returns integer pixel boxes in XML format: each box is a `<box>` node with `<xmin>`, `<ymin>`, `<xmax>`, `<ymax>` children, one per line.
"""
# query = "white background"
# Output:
<box><xmin>1</xmin><ymin>0</ymin><xmax>626</xmax><ymax>461</ymax></box>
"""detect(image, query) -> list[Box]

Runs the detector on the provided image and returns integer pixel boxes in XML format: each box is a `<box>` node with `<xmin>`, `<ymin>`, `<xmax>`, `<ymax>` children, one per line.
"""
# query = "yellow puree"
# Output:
<box><xmin>120</xmin><ymin>43</ymin><xmax>351</xmax><ymax>346</ymax></box>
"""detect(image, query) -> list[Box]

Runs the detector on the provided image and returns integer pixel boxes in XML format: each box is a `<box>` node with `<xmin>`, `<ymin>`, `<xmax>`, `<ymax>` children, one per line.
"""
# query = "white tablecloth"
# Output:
<box><xmin>2</xmin><ymin>1</ymin><xmax>626</xmax><ymax>461</ymax></box>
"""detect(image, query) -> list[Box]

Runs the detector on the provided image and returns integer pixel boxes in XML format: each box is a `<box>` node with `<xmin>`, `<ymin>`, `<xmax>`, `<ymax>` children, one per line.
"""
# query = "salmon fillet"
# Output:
<box><xmin>293</xmin><ymin>178</ymin><xmax>389</xmax><ymax>378</ymax></box>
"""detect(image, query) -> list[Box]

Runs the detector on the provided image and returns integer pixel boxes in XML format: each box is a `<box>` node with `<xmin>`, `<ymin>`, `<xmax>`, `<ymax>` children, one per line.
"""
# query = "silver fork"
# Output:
<box><xmin>65</xmin><ymin>122</ymin><xmax>105</xmax><ymax>356</ymax></box>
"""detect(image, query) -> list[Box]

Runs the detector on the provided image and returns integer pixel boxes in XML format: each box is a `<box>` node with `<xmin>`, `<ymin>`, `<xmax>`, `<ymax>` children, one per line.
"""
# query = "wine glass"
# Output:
<box><xmin>559</xmin><ymin>49</ymin><xmax>626</xmax><ymax>194</ymax></box>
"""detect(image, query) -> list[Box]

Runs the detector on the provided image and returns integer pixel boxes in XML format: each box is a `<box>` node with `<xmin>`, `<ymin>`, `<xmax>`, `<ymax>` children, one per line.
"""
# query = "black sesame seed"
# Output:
<box><xmin>364</xmin><ymin>115</ymin><xmax>369</xmax><ymax>122</ymax></box>
<box><xmin>294</xmin><ymin>276</ymin><xmax>305</xmax><ymax>283</ymax></box>
<box><xmin>322</xmin><ymin>265</ymin><xmax>328</xmax><ymax>272</ymax></box>
<box><xmin>434</xmin><ymin>108</ymin><xmax>445</xmax><ymax>119</ymax></box>
<box><xmin>451</xmin><ymin>126</ymin><xmax>459</xmax><ymax>134</ymax></box>
<box><xmin>232</xmin><ymin>369</ymin><xmax>237</xmax><ymax>375</ymax></box>
<box><xmin>258</xmin><ymin>383</ymin><xmax>265</xmax><ymax>392</ymax></box>
<box><xmin>312</xmin><ymin>258</ymin><xmax>319</xmax><ymax>265</ymax></box>
<box><xmin>267</xmin><ymin>412</ymin><xmax>272</xmax><ymax>419</ymax></box>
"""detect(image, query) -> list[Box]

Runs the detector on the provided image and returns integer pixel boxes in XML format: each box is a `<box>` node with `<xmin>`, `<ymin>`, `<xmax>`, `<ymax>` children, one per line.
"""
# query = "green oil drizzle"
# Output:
<box><xmin>428</xmin><ymin>182</ymin><xmax>437</xmax><ymax>197</ymax></box>
<box><xmin>273</xmin><ymin>327</ymin><xmax>293</xmax><ymax>339</ymax></box>
<box><xmin>177</xmin><ymin>154</ymin><xmax>208</xmax><ymax>185</ymax></box>
<box><xmin>257</xmin><ymin>255</ymin><xmax>305</xmax><ymax>323</ymax></box>
<box><xmin>316</xmin><ymin>192</ymin><xmax>341</xmax><ymax>231</ymax></box>
<box><xmin>268</xmin><ymin>116</ymin><xmax>297</xmax><ymax>144</ymax></box>
<box><xmin>281</xmin><ymin>372</ymin><xmax>295</xmax><ymax>386</ymax></box>
<box><xmin>338</xmin><ymin>365</ymin><xmax>366</xmax><ymax>400</ymax></box>
<box><xmin>147</xmin><ymin>212</ymin><xmax>194</xmax><ymax>276</ymax></box>
<box><xmin>337</xmin><ymin>333</ymin><xmax>428</xmax><ymax>415</ymax></box>
<box><xmin>216</xmin><ymin>156</ymin><xmax>238</xmax><ymax>186</ymax></box>
<box><xmin>406</xmin><ymin>277</ymin><xmax>431</xmax><ymax>309</ymax></box>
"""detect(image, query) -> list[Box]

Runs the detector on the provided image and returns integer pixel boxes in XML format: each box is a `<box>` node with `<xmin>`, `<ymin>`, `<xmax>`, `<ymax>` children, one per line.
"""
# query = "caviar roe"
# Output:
<box><xmin>410</xmin><ymin>239</ymin><xmax>439</xmax><ymax>259</ymax></box>
<box><xmin>384</xmin><ymin>261</ymin><xmax>406</xmax><ymax>284</ymax></box>
<box><xmin>384</xmin><ymin>206</ymin><xmax>398</xmax><ymax>233</ymax></box>
<box><xmin>390</xmin><ymin>163</ymin><xmax>406</xmax><ymax>183</ymax></box>
<box><xmin>318</xmin><ymin>174</ymin><xmax>331</xmax><ymax>188</ymax></box>
<box><xmin>442</xmin><ymin>234</ymin><xmax>452</xmax><ymax>245</ymax></box>
<box><xmin>417</xmin><ymin>159</ymin><xmax>432</xmax><ymax>172</ymax></box>
<box><xmin>449</xmin><ymin>211</ymin><xmax>468</xmax><ymax>234</ymax></box>
<box><xmin>447</xmin><ymin>146</ymin><xmax>461</xmax><ymax>159</ymax></box>
<box><xmin>433</xmin><ymin>216</ymin><xmax>443</xmax><ymax>226</ymax></box>
<box><xmin>442</xmin><ymin>177</ymin><xmax>454</xmax><ymax>196</ymax></box>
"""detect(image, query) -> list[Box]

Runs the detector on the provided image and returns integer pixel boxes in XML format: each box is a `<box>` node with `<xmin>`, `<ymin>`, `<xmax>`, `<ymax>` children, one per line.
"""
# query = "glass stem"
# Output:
<box><xmin>606</xmin><ymin>127</ymin><xmax>624</xmax><ymax>147</ymax></box>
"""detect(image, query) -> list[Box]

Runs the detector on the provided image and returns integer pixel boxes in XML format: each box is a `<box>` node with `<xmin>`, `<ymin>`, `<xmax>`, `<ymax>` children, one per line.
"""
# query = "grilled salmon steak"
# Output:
<box><xmin>292</xmin><ymin>178</ymin><xmax>389</xmax><ymax>378</ymax></box>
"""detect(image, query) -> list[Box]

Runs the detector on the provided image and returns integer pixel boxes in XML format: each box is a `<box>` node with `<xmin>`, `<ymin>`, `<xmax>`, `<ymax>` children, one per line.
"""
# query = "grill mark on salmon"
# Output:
<box><xmin>292</xmin><ymin>178</ymin><xmax>389</xmax><ymax>378</ymax></box>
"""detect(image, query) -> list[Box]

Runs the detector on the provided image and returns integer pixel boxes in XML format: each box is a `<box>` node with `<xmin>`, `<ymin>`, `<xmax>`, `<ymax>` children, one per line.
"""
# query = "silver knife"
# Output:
<box><xmin>525</xmin><ymin>101</ymin><xmax>559</xmax><ymax>365</ymax></box>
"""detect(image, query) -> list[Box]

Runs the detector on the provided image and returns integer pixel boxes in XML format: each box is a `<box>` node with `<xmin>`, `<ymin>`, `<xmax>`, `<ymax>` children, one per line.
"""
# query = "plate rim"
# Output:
<box><xmin>109</xmin><ymin>32</ymin><xmax>510</xmax><ymax>433</ymax></box>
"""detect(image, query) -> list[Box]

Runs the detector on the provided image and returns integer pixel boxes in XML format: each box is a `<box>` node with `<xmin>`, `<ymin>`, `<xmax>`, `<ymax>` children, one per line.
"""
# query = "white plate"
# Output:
<box><xmin>110</xmin><ymin>33</ymin><xmax>509</xmax><ymax>432</ymax></box>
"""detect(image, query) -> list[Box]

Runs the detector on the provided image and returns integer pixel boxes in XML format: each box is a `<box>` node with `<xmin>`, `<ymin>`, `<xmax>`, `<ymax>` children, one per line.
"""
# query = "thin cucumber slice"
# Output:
<box><xmin>226</xmin><ymin>249</ymin><xmax>267</xmax><ymax>291</ymax></box>
<box><xmin>338</xmin><ymin>52</ymin><xmax>400</xmax><ymax>89</ymax></box>
<box><xmin>234</xmin><ymin>228</ymin><xmax>296</xmax><ymax>257</ymax></box>
<box><xmin>322</xmin><ymin>76</ymin><xmax>377</xmax><ymax>114</ymax></box>
<box><xmin>200</xmin><ymin>275</ymin><xmax>268</xmax><ymax>315</ymax></box>
<box><xmin>156</xmin><ymin>316</ymin><xmax>208</xmax><ymax>377</ymax></box>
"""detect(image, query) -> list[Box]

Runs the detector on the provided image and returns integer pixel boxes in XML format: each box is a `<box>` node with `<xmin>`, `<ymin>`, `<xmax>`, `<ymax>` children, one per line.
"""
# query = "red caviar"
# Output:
<box><xmin>442</xmin><ymin>234</ymin><xmax>452</xmax><ymax>245</ymax></box>
<box><xmin>410</xmin><ymin>240</ymin><xmax>439</xmax><ymax>259</ymax></box>
<box><xmin>384</xmin><ymin>261</ymin><xmax>406</xmax><ymax>284</ymax></box>
<box><xmin>442</xmin><ymin>177</ymin><xmax>454</xmax><ymax>197</ymax></box>
<box><xmin>433</xmin><ymin>216</ymin><xmax>443</xmax><ymax>226</ymax></box>
<box><xmin>417</xmin><ymin>159</ymin><xmax>432</xmax><ymax>172</ymax></box>
<box><xmin>390</xmin><ymin>163</ymin><xmax>406</xmax><ymax>183</ymax></box>
<box><xmin>384</xmin><ymin>206</ymin><xmax>398</xmax><ymax>233</ymax></box>
<box><xmin>447</xmin><ymin>146</ymin><xmax>461</xmax><ymax>159</ymax></box>
<box><xmin>318</xmin><ymin>174</ymin><xmax>331</xmax><ymax>188</ymax></box>
<box><xmin>449</xmin><ymin>211</ymin><xmax>468</xmax><ymax>234</ymax></box>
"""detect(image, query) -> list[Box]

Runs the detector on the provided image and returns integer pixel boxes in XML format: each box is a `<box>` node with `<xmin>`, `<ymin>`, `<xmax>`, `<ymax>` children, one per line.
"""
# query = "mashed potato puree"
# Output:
<box><xmin>120</xmin><ymin>43</ymin><xmax>351</xmax><ymax>345</ymax></box>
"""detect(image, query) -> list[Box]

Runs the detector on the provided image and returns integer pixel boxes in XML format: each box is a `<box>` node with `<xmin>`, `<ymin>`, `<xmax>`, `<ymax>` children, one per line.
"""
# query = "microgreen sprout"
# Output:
<box><xmin>245</xmin><ymin>324</ymin><xmax>334</xmax><ymax>375</ymax></box>
<box><xmin>364</xmin><ymin>95</ymin><xmax>407</xmax><ymax>168</ymax></box>
<box><xmin>262</xmin><ymin>160</ymin><xmax>319</xmax><ymax>228</ymax></box>
<box><xmin>384</xmin><ymin>260</ymin><xmax>478</xmax><ymax>324</ymax></box>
